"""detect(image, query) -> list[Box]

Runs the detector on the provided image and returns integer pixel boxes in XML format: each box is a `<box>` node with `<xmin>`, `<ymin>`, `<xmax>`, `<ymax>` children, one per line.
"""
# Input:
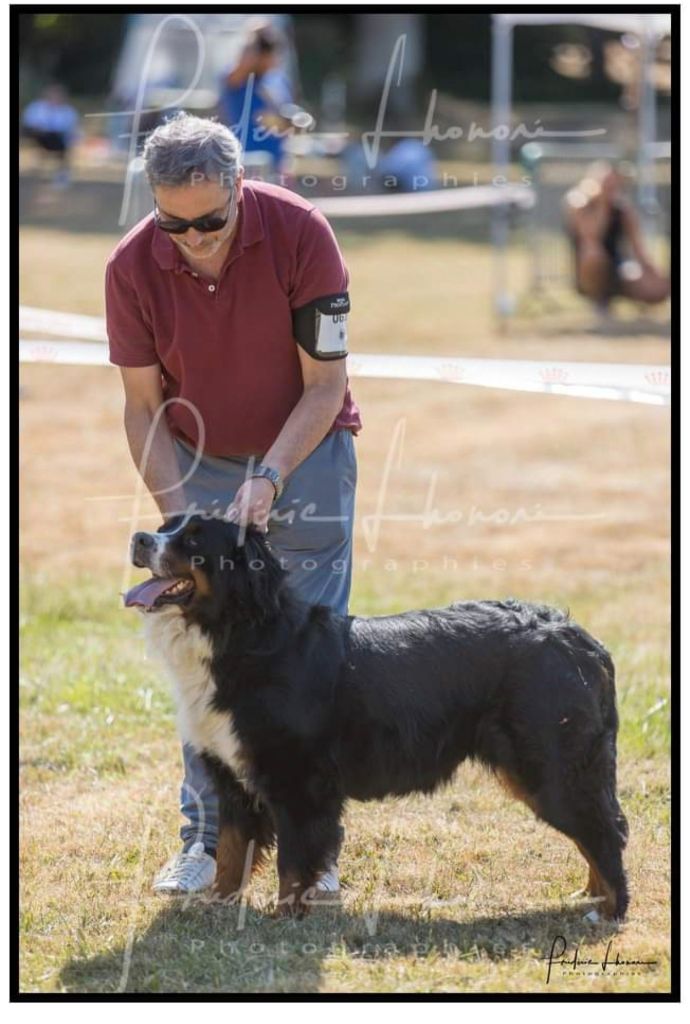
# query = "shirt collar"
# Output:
<box><xmin>151</xmin><ymin>183</ymin><xmax>265</xmax><ymax>272</ymax></box>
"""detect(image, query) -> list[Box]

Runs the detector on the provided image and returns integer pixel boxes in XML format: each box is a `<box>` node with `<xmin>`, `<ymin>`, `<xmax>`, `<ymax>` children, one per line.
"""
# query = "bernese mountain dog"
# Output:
<box><xmin>125</xmin><ymin>514</ymin><xmax>629</xmax><ymax>920</ymax></box>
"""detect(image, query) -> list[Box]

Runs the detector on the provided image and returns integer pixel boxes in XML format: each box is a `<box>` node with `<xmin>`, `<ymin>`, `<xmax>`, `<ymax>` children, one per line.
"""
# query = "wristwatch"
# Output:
<box><xmin>250</xmin><ymin>463</ymin><xmax>284</xmax><ymax>501</ymax></box>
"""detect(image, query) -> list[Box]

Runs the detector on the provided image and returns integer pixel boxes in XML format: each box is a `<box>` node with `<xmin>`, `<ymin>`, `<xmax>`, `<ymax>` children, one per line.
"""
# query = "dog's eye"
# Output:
<box><xmin>184</xmin><ymin>533</ymin><xmax>199</xmax><ymax>549</ymax></box>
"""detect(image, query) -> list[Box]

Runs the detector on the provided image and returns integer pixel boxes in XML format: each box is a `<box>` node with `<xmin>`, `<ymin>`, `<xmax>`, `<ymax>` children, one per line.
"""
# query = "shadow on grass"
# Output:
<box><xmin>58</xmin><ymin>900</ymin><xmax>619</xmax><ymax>995</ymax></box>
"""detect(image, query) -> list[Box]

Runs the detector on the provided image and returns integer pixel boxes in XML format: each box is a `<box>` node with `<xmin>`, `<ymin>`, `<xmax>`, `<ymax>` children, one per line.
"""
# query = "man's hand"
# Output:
<box><xmin>228</xmin><ymin>476</ymin><xmax>275</xmax><ymax>531</ymax></box>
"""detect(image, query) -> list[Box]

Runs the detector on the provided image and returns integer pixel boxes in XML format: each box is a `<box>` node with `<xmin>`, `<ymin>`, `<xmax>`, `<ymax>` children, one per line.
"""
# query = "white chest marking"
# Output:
<box><xmin>143</xmin><ymin>608</ymin><xmax>246</xmax><ymax>777</ymax></box>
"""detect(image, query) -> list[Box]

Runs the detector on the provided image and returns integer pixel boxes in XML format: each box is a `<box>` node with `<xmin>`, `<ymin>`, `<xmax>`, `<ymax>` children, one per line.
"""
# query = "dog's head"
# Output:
<box><xmin>125</xmin><ymin>514</ymin><xmax>286</xmax><ymax>623</ymax></box>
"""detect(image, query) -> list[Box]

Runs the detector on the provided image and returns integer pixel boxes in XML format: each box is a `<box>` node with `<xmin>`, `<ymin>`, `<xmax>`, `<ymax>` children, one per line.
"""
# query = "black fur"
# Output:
<box><xmin>141</xmin><ymin>515</ymin><xmax>629</xmax><ymax>918</ymax></box>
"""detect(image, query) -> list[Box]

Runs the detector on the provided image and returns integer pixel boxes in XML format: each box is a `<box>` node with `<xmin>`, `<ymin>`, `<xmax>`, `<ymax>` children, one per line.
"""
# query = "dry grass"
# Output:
<box><xmin>19</xmin><ymin>226</ymin><xmax>671</xmax><ymax>994</ymax></box>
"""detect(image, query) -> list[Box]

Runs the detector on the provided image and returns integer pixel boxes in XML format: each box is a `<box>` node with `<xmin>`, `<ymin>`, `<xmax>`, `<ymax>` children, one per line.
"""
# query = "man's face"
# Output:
<box><xmin>153</xmin><ymin>177</ymin><xmax>242</xmax><ymax>262</ymax></box>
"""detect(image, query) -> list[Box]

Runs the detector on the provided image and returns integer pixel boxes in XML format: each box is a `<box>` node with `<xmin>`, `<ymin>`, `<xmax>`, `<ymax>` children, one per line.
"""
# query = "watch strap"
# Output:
<box><xmin>250</xmin><ymin>463</ymin><xmax>284</xmax><ymax>500</ymax></box>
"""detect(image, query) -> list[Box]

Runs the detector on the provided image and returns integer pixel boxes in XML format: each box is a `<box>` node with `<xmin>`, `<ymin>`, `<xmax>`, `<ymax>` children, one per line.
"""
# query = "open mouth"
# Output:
<box><xmin>124</xmin><ymin>575</ymin><xmax>195</xmax><ymax>611</ymax></box>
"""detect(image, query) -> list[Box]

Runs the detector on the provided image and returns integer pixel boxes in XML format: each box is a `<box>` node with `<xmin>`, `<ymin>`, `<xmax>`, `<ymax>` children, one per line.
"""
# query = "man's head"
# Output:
<box><xmin>143</xmin><ymin>112</ymin><xmax>244</xmax><ymax>261</ymax></box>
<box><xmin>245</xmin><ymin>22</ymin><xmax>283</xmax><ymax>75</ymax></box>
<box><xmin>43</xmin><ymin>83</ymin><xmax>68</xmax><ymax>106</ymax></box>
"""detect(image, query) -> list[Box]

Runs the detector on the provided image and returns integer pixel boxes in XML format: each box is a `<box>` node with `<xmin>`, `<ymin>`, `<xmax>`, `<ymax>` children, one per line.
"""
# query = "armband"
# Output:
<box><xmin>292</xmin><ymin>293</ymin><xmax>349</xmax><ymax>360</ymax></box>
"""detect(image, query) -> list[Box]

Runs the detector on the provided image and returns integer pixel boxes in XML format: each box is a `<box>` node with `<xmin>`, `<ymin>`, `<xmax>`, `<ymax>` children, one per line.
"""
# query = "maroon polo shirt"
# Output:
<box><xmin>105</xmin><ymin>180</ymin><xmax>362</xmax><ymax>457</ymax></box>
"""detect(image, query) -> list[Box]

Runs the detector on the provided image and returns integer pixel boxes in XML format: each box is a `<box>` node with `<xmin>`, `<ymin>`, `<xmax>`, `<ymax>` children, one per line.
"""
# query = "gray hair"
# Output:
<box><xmin>143</xmin><ymin>111</ymin><xmax>243</xmax><ymax>189</ymax></box>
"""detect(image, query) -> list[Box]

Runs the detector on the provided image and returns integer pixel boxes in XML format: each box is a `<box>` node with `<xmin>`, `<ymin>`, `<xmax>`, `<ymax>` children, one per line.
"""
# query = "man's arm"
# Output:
<box><xmin>226</xmin><ymin>43</ymin><xmax>259</xmax><ymax>87</ymax></box>
<box><xmin>230</xmin><ymin>351</ymin><xmax>347</xmax><ymax>528</ymax></box>
<box><xmin>264</xmin><ymin>347</ymin><xmax>347</xmax><ymax>479</ymax></box>
<box><xmin>120</xmin><ymin>364</ymin><xmax>187</xmax><ymax>518</ymax></box>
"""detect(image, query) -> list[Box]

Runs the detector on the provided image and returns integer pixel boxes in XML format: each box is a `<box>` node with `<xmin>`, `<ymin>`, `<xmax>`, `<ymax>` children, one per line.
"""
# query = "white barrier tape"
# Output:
<box><xmin>20</xmin><ymin>340</ymin><xmax>670</xmax><ymax>406</ymax></box>
<box><xmin>20</xmin><ymin>306</ymin><xmax>108</xmax><ymax>341</ymax></box>
<box><xmin>20</xmin><ymin>339</ymin><xmax>111</xmax><ymax>366</ymax></box>
<box><xmin>347</xmin><ymin>353</ymin><xmax>670</xmax><ymax>403</ymax></box>
<box><xmin>313</xmin><ymin>184</ymin><xmax>534</xmax><ymax>218</ymax></box>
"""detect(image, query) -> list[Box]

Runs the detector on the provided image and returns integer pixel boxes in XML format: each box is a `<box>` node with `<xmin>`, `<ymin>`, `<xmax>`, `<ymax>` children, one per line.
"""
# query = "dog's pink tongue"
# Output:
<box><xmin>124</xmin><ymin>577</ymin><xmax>175</xmax><ymax>609</ymax></box>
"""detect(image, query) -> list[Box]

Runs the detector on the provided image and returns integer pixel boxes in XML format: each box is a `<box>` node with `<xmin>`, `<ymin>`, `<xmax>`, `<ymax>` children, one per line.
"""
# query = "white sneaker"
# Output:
<box><xmin>152</xmin><ymin>842</ymin><xmax>216</xmax><ymax>895</ymax></box>
<box><xmin>314</xmin><ymin>828</ymin><xmax>343</xmax><ymax>900</ymax></box>
<box><xmin>314</xmin><ymin>865</ymin><xmax>341</xmax><ymax>900</ymax></box>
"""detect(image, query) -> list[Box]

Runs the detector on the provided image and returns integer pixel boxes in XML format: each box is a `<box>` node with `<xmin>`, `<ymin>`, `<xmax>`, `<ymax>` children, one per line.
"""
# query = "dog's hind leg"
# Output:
<box><xmin>485</xmin><ymin>649</ymin><xmax>629</xmax><ymax>919</ymax></box>
<box><xmin>573</xmin><ymin>839</ymin><xmax>611</xmax><ymax>901</ymax></box>
<box><xmin>497</xmin><ymin>762</ymin><xmax>629</xmax><ymax>920</ymax></box>
<box><xmin>505</xmin><ymin>719</ymin><xmax>629</xmax><ymax>921</ymax></box>
<box><xmin>489</xmin><ymin>707</ymin><xmax>629</xmax><ymax>920</ymax></box>
<box><xmin>552</xmin><ymin>719</ymin><xmax>629</xmax><ymax>920</ymax></box>
<box><xmin>549</xmin><ymin>795</ymin><xmax>629</xmax><ymax>921</ymax></box>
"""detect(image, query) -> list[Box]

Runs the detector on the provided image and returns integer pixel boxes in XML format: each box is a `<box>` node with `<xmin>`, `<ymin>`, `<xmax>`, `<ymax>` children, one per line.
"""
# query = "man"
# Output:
<box><xmin>106</xmin><ymin>112</ymin><xmax>361</xmax><ymax>896</ymax></box>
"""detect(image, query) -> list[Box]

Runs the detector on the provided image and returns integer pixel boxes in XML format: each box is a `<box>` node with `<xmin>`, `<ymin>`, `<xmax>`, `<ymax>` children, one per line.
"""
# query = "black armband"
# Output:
<box><xmin>292</xmin><ymin>292</ymin><xmax>350</xmax><ymax>360</ymax></box>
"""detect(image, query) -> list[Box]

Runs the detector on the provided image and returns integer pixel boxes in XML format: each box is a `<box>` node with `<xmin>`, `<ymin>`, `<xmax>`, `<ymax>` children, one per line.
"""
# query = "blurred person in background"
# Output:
<box><xmin>342</xmin><ymin>105</ymin><xmax>438</xmax><ymax>195</ymax></box>
<box><xmin>106</xmin><ymin>112</ymin><xmax>360</xmax><ymax>900</ymax></box>
<box><xmin>565</xmin><ymin>161</ymin><xmax>670</xmax><ymax>312</ymax></box>
<box><xmin>218</xmin><ymin>21</ymin><xmax>293</xmax><ymax>176</ymax></box>
<box><xmin>378</xmin><ymin>138</ymin><xmax>438</xmax><ymax>192</ymax></box>
<box><xmin>21</xmin><ymin>83</ymin><xmax>80</xmax><ymax>189</ymax></box>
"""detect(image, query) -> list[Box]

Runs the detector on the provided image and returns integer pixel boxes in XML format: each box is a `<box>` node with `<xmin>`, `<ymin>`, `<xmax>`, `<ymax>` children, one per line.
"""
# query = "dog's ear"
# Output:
<box><xmin>236</xmin><ymin>528</ymin><xmax>287</xmax><ymax>620</ymax></box>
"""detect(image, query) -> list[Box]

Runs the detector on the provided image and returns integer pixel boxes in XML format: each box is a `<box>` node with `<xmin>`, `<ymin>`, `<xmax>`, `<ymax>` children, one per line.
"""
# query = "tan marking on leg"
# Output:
<box><xmin>495</xmin><ymin>768</ymin><xmax>540</xmax><ymax>815</ymax></box>
<box><xmin>574</xmin><ymin>839</ymin><xmax>616</xmax><ymax>916</ymax></box>
<box><xmin>214</xmin><ymin>826</ymin><xmax>265</xmax><ymax>900</ymax></box>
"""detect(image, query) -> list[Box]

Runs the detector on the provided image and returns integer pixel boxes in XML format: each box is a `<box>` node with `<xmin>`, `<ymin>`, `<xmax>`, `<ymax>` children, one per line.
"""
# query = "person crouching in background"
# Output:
<box><xmin>565</xmin><ymin>161</ymin><xmax>669</xmax><ymax>313</ymax></box>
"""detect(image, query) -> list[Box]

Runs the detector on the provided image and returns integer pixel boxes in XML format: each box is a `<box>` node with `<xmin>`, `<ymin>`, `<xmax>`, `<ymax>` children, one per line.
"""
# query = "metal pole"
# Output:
<box><xmin>490</xmin><ymin>15</ymin><xmax>514</xmax><ymax>325</ymax></box>
<box><xmin>637</xmin><ymin>24</ymin><xmax>659</xmax><ymax>240</ymax></box>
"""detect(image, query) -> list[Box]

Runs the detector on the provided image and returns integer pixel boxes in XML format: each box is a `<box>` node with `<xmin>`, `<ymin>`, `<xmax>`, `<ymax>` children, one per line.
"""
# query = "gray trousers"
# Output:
<box><xmin>173</xmin><ymin>429</ymin><xmax>357</xmax><ymax>852</ymax></box>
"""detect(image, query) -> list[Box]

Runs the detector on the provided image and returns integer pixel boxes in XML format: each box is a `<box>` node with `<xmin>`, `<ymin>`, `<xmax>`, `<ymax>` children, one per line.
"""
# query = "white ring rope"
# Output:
<box><xmin>312</xmin><ymin>184</ymin><xmax>535</xmax><ymax>218</ymax></box>
<box><xmin>20</xmin><ymin>311</ymin><xmax>670</xmax><ymax>408</ymax></box>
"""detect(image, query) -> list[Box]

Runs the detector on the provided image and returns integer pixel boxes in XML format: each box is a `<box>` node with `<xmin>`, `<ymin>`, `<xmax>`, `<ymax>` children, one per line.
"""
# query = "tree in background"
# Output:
<box><xmin>18</xmin><ymin>12</ymin><xmax>127</xmax><ymax>103</ymax></box>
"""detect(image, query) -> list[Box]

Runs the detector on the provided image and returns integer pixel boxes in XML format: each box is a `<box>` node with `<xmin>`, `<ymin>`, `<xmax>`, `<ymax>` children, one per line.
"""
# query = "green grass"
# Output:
<box><xmin>19</xmin><ymin>574</ymin><xmax>671</xmax><ymax>994</ymax></box>
<box><xmin>18</xmin><ymin>218</ymin><xmax>671</xmax><ymax>994</ymax></box>
<box><xmin>21</xmin><ymin>579</ymin><xmax>173</xmax><ymax>783</ymax></box>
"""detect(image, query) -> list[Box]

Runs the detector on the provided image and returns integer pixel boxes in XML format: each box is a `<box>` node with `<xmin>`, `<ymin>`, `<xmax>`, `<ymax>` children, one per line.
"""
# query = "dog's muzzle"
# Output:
<box><xmin>131</xmin><ymin>531</ymin><xmax>157</xmax><ymax>569</ymax></box>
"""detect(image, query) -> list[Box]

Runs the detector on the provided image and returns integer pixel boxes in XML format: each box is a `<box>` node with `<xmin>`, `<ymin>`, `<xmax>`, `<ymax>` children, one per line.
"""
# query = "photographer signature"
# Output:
<box><xmin>544</xmin><ymin>936</ymin><xmax>658</xmax><ymax>984</ymax></box>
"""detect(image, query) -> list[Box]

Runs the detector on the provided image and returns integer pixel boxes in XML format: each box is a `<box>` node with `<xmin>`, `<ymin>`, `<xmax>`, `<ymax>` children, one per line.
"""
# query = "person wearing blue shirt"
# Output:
<box><xmin>218</xmin><ymin>24</ymin><xmax>293</xmax><ymax>176</ymax></box>
<box><xmin>22</xmin><ymin>84</ymin><xmax>80</xmax><ymax>188</ymax></box>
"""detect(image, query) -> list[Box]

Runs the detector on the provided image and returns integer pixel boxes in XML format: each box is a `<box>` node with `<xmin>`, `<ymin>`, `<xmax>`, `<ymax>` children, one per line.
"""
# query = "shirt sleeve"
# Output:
<box><xmin>105</xmin><ymin>259</ymin><xmax>158</xmax><ymax>367</ymax></box>
<box><xmin>289</xmin><ymin>208</ymin><xmax>349</xmax><ymax>309</ymax></box>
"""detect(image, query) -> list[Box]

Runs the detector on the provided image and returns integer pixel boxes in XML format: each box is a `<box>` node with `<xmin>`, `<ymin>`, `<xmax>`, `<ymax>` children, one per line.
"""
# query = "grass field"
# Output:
<box><xmin>19</xmin><ymin>223</ymin><xmax>671</xmax><ymax>995</ymax></box>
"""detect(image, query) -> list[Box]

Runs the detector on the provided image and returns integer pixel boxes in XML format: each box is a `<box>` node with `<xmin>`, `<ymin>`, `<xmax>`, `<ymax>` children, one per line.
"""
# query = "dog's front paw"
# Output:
<box><xmin>273</xmin><ymin>895</ymin><xmax>308</xmax><ymax>920</ymax></box>
<box><xmin>211</xmin><ymin>881</ymin><xmax>244</xmax><ymax>905</ymax></box>
<box><xmin>274</xmin><ymin>878</ymin><xmax>316</xmax><ymax>919</ymax></box>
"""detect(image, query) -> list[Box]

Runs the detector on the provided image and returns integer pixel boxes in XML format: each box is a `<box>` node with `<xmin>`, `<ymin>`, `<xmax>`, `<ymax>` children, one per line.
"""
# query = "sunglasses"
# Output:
<box><xmin>154</xmin><ymin>193</ymin><xmax>235</xmax><ymax>235</ymax></box>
